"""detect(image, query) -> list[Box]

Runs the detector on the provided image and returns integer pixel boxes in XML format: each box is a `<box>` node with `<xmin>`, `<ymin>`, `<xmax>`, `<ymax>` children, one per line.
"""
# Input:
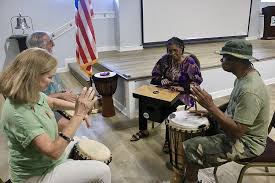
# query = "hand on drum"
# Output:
<box><xmin>190</xmin><ymin>85</ymin><xmax>215</xmax><ymax>111</ymax></box>
<box><xmin>189</xmin><ymin>109</ymin><xmax>209</xmax><ymax>118</ymax></box>
<box><xmin>75</xmin><ymin>87</ymin><xmax>97</xmax><ymax>123</ymax></box>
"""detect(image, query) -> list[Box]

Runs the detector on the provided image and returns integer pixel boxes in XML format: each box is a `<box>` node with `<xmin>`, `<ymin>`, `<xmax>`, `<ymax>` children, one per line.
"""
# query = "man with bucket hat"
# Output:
<box><xmin>172</xmin><ymin>39</ymin><xmax>270</xmax><ymax>183</ymax></box>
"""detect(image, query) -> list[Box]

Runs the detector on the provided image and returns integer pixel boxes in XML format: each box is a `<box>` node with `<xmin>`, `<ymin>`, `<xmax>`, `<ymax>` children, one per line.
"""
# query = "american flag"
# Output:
<box><xmin>75</xmin><ymin>0</ymin><xmax>97</xmax><ymax>76</ymax></box>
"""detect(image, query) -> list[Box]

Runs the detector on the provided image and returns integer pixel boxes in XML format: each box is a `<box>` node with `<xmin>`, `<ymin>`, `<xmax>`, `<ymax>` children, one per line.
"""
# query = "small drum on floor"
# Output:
<box><xmin>167</xmin><ymin>110</ymin><xmax>209</xmax><ymax>172</ymax></box>
<box><xmin>71</xmin><ymin>139</ymin><xmax>112</xmax><ymax>165</ymax></box>
<box><xmin>92</xmin><ymin>72</ymin><xmax>118</xmax><ymax>117</ymax></box>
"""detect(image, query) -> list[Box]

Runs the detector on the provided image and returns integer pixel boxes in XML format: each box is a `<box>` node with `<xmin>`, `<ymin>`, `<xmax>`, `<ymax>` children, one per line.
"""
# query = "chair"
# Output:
<box><xmin>185</xmin><ymin>52</ymin><xmax>201</xmax><ymax>69</ymax></box>
<box><xmin>214</xmin><ymin>111</ymin><xmax>275</xmax><ymax>183</ymax></box>
<box><xmin>0</xmin><ymin>178</ymin><xmax>11</xmax><ymax>183</ymax></box>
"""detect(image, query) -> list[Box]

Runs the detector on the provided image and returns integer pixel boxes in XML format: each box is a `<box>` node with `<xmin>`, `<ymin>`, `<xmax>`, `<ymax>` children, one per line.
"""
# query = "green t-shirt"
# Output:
<box><xmin>226</xmin><ymin>71</ymin><xmax>270</xmax><ymax>156</ymax></box>
<box><xmin>1</xmin><ymin>93</ymin><xmax>66</xmax><ymax>183</ymax></box>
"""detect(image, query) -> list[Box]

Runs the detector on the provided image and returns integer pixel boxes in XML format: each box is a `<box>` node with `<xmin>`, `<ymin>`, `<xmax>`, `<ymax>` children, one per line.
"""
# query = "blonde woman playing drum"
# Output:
<box><xmin>0</xmin><ymin>48</ymin><xmax>111</xmax><ymax>183</ymax></box>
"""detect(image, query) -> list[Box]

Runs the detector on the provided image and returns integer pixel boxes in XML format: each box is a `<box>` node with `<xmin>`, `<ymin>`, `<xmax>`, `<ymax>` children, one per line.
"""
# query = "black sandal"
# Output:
<box><xmin>130</xmin><ymin>131</ymin><xmax>149</xmax><ymax>141</ymax></box>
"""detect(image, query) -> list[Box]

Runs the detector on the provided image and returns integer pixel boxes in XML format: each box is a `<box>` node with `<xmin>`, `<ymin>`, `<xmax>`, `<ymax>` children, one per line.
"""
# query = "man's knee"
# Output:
<box><xmin>183</xmin><ymin>138</ymin><xmax>205</xmax><ymax>166</ymax></box>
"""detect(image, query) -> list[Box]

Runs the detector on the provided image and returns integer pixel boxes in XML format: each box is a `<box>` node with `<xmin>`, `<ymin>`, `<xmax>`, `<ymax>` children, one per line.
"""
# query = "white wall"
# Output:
<box><xmin>249</xmin><ymin>0</ymin><xmax>275</xmax><ymax>38</ymax></box>
<box><xmin>0</xmin><ymin>0</ymin><xmax>115</xmax><ymax>71</ymax></box>
<box><xmin>1</xmin><ymin>0</ymin><xmax>274</xmax><ymax>71</ymax></box>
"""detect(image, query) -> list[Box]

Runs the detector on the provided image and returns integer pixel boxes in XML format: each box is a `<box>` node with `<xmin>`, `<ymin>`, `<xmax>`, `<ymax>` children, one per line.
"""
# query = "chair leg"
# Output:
<box><xmin>213</xmin><ymin>166</ymin><xmax>219</xmax><ymax>183</ymax></box>
<box><xmin>265</xmin><ymin>166</ymin><xmax>269</xmax><ymax>173</ymax></box>
<box><xmin>237</xmin><ymin>165</ymin><xmax>250</xmax><ymax>183</ymax></box>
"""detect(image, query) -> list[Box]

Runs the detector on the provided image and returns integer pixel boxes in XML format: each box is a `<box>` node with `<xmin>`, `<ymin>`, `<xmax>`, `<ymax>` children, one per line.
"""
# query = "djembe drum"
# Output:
<box><xmin>92</xmin><ymin>72</ymin><xmax>118</xmax><ymax>117</ymax></box>
<box><xmin>57</xmin><ymin>110</ymin><xmax>75</xmax><ymax>119</ymax></box>
<box><xmin>71</xmin><ymin>139</ymin><xmax>112</xmax><ymax>165</ymax></box>
<box><xmin>166</xmin><ymin>110</ymin><xmax>209</xmax><ymax>182</ymax></box>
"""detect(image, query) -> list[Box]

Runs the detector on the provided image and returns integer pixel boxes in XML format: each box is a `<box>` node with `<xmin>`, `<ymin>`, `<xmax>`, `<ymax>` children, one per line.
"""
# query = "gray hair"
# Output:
<box><xmin>26</xmin><ymin>31</ymin><xmax>51</xmax><ymax>49</ymax></box>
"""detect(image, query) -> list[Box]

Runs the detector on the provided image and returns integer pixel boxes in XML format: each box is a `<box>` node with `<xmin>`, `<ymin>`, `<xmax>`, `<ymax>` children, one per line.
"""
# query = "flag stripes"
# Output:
<box><xmin>75</xmin><ymin>0</ymin><xmax>97</xmax><ymax>76</ymax></box>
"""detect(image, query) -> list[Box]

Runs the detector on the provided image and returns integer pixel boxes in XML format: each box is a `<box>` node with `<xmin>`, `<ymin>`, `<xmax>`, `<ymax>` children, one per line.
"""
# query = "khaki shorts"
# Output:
<box><xmin>183</xmin><ymin>133</ymin><xmax>256</xmax><ymax>169</ymax></box>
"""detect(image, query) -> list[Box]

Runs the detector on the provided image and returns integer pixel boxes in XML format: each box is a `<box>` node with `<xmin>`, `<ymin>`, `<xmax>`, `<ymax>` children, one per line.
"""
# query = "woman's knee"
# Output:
<box><xmin>89</xmin><ymin>161</ymin><xmax>111</xmax><ymax>182</ymax></box>
<box><xmin>97</xmin><ymin>161</ymin><xmax>111</xmax><ymax>175</ymax></box>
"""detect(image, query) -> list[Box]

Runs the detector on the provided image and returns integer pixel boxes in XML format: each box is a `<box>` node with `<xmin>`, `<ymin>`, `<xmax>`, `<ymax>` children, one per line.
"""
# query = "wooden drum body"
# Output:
<box><xmin>92</xmin><ymin>72</ymin><xmax>118</xmax><ymax>117</ymax></box>
<box><xmin>166</xmin><ymin>110</ymin><xmax>209</xmax><ymax>172</ymax></box>
<box><xmin>71</xmin><ymin>139</ymin><xmax>112</xmax><ymax>165</ymax></box>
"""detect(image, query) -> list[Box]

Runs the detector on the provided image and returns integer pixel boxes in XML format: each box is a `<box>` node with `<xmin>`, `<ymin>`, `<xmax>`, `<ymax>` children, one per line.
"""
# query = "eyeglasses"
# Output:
<box><xmin>46</xmin><ymin>38</ymin><xmax>54</xmax><ymax>46</ymax></box>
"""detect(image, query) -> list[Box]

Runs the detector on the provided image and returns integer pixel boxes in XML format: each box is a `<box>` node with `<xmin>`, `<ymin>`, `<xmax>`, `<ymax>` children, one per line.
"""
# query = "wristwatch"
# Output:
<box><xmin>58</xmin><ymin>132</ymin><xmax>74</xmax><ymax>142</ymax></box>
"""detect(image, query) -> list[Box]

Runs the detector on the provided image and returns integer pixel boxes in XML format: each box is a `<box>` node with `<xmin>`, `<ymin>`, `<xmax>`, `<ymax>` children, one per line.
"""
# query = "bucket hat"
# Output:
<box><xmin>217</xmin><ymin>39</ymin><xmax>254</xmax><ymax>60</ymax></box>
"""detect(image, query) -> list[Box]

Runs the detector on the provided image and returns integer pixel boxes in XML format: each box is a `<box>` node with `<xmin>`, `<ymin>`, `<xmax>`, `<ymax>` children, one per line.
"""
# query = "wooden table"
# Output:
<box><xmin>133</xmin><ymin>85</ymin><xmax>180</xmax><ymax>131</ymax></box>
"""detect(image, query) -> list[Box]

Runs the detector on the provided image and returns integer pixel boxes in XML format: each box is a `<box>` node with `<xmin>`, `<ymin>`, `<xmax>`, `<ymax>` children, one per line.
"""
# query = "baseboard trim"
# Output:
<box><xmin>97</xmin><ymin>46</ymin><xmax>118</xmax><ymax>52</ymax></box>
<box><xmin>56</xmin><ymin>58</ymin><xmax>77</xmax><ymax>73</ymax></box>
<box><xmin>210</xmin><ymin>89</ymin><xmax>233</xmax><ymax>99</ymax></box>
<box><xmin>245</xmin><ymin>36</ymin><xmax>258</xmax><ymax>41</ymax></box>
<box><xmin>57</xmin><ymin>67</ymin><xmax>68</xmax><ymax>73</ymax></box>
<box><xmin>210</xmin><ymin>77</ymin><xmax>275</xmax><ymax>99</ymax></box>
<box><xmin>119</xmin><ymin>45</ymin><xmax>143</xmax><ymax>52</ymax></box>
<box><xmin>265</xmin><ymin>77</ymin><xmax>275</xmax><ymax>85</ymax></box>
<box><xmin>113</xmin><ymin>98</ymin><xmax>127</xmax><ymax>116</ymax></box>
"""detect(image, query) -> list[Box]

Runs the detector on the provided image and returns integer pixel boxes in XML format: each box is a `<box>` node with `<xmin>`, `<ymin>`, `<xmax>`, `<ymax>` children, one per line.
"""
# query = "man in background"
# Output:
<box><xmin>26</xmin><ymin>31</ymin><xmax>77</xmax><ymax>130</ymax></box>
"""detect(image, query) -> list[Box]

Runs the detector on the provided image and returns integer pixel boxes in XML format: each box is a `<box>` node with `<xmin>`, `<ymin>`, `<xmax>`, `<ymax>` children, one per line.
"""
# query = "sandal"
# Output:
<box><xmin>130</xmin><ymin>130</ymin><xmax>149</xmax><ymax>141</ymax></box>
<box><xmin>162</xmin><ymin>140</ymin><xmax>169</xmax><ymax>153</ymax></box>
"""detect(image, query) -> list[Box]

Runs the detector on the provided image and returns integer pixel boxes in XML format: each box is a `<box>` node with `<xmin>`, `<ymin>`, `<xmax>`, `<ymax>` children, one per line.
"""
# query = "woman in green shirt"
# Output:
<box><xmin>0</xmin><ymin>48</ymin><xmax>111</xmax><ymax>183</ymax></box>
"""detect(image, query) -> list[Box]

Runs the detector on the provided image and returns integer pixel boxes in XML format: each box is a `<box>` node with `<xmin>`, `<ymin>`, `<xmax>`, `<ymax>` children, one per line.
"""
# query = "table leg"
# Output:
<box><xmin>138</xmin><ymin>99</ymin><xmax>148</xmax><ymax>131</ymax></box>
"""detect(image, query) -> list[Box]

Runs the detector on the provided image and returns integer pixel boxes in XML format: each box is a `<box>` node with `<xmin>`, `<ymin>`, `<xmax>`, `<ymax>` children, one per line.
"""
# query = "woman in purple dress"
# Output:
<box><xmin>131</xmin><ymin>37</ymin><xmax>203</xmax><ymax>144</ymax></box>
<box><xmin>151</xmin><ymin>37</ymin><xmax>203</xmax><ymax>105</ymax></box>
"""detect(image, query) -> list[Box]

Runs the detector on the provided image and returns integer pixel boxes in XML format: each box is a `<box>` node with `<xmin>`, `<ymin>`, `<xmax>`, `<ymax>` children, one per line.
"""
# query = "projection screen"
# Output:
<box><xmin>142</xmin><ymin>0</ymin><xmax>252</xmax><ymax>45</ymax></box>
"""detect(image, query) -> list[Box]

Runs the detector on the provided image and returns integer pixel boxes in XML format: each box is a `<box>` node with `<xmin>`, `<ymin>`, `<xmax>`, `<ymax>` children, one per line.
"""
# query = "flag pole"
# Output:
<box><xmin>89</xmin><ymin>76</ymin><xmax>93</xmax><ymax>87</ymax></box>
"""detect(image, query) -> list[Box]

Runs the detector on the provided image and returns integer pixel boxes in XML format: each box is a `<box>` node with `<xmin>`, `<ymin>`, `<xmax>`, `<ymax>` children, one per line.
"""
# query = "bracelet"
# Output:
<box><xmin>58</xmin><ymin>132</ymin><xmax>74</xmax><ymax>142</ymax></box>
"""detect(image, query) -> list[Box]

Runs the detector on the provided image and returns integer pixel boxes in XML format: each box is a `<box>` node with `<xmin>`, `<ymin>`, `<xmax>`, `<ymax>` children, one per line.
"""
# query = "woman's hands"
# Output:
<box><xmin>161</xmin><ymin>78</ymin><xmax>172</xmax><ymax>86</ymax></box>
<box><xmin>74</xmin><ymin>87</ymin><xmax>97</xmax><ymax>119</ymax></box>
<box><xmin>170</xmin><ymin>86</ymin><xmax>185</xmax><ymax>92</ymax></box>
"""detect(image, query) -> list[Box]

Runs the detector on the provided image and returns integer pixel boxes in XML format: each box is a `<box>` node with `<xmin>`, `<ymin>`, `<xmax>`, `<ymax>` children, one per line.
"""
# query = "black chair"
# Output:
<box><xmin>214</xmin><ymin>111</ymin><xmax>275</xmax><ymax>183</ymax></box>
<box><xmin>0</xmin><ymin>178</ymin><xmax>11</xmax><ymax>183</ymax></box>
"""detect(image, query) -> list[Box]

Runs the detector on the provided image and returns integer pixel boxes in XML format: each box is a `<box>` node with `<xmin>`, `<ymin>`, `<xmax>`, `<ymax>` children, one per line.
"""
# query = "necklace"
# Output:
<box><xmin>239</xmin><ymin>67</ymin><xmax>254</xmax><ymax>79</ymax></box>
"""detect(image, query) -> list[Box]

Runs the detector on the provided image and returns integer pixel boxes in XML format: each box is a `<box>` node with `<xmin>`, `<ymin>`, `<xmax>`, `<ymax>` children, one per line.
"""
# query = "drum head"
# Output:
<box><xmin>65</xmin><ymin>110</ymin><xmax>74</xmax><ymax>117</ymax></box>
<box><xmin>94</xmin><ymin>72</ymin><xmax>116</xmax><ymax>78</ymax></box>
<box><xmin>168</xmin><ymin>110</ymin><xmax>209</xmax><ymax>129</ymax></box>
<box><xmin>78</xmin><ymin>139</ymin><xmax>111</xmax><ymax>161</ymax></box>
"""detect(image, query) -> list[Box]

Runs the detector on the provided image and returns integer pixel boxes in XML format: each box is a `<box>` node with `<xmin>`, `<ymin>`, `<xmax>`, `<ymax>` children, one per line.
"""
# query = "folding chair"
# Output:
<box><xmin>214</xmin><ymin>111</ymin><xmax>275</xmax><ymax>183</ymax></box>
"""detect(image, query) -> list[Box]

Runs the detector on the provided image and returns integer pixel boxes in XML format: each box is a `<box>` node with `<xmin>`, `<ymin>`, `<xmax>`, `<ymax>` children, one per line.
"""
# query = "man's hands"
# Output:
<box><xmin>60</xmin><ymin>91</ymin><xmax>77</xmax><ymax>103</ymax></box>
<box><xmin>190</xmin><ymin>85</ymin><xmax>216</xmax><ymax>112</ymax></box>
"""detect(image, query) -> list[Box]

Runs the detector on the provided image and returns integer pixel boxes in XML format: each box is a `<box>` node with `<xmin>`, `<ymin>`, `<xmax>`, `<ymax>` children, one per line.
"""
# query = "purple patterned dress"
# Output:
<box><xmin>151</xmin><ymin>54</ymin><xmax>203</xmax><ymax>107</ymax></box>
